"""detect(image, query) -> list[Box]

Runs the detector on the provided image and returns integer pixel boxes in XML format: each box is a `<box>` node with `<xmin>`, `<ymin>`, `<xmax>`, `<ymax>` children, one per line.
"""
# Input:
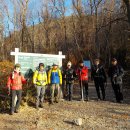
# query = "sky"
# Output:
<box><xmin>3</xmin><ymin>0</ymin><xmax>72</xmax><ymax>36</ymax></box>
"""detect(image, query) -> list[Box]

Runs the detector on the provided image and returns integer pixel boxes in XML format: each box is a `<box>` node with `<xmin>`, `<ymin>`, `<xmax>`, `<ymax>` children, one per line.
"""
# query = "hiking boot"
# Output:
<box><xmin>86</xmin><ymin>97</ymin><xmax>89</xmax><ymax>101</ymax></box>
<box><xmin>120</xmin><ymin>100</ymin><xmax>123</xmax><ymax>103</ymax></box>
<box><xmin>40</xmin><ymin>104</ymin><xmax>44</xmax><ymax>108</ymax></box>
<box><xmin>102</xmin><ymin>98</ymin><xmax>106</xmax><ymax>101</ymax></box>
<box><xmin>117</xmin><ymin>100</ymin><xmax>123</xmax><ymax>103</ymax></box>
<box><xmin>36</xmin><ymin>105</ymin><xmax>39</xmax><ymax>110</ymax></box>
<box><xmin>97</xmin><ymin>98</ymin><xmax>101</xmax><ymax>101</ymax></box>
<box><xmin>15</xmin><ymin>109</ymin><xmax>19</xmax><ymax>113</ymax></box>
<box><xmin>69</xmin><ymin>98</ymin><xmax>72</xmax><ymax>101</ymax></box>
<box><xmin>50</xmin><ymin>100</ymin><xmax>54</xmax><ymax>105</ymax></box>
<box><xmin>10</xmin><ymin>111</ymin><xmax>14</xmax><ymax>115</ymax></box>
<box><xmin>55</xmin><ymin>99</ymin><xmax>59</xmax><ymax>103</ymax></box>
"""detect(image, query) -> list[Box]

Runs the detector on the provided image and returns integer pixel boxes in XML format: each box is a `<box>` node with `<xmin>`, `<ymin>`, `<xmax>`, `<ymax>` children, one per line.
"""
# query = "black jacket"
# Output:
<box><xmin>91</xmin><ymin>64</ymin><xmax>107</xmax><ymax>82</ymax></box>
<box><xmin>108</xmin><ymin>64</ymin><xmax>124</xmax><ymax>84</ymax></box>
<box><xmin>63</xmin><ymin>68</ymin><xmax>76</xmax><ymax>84</ymax></box>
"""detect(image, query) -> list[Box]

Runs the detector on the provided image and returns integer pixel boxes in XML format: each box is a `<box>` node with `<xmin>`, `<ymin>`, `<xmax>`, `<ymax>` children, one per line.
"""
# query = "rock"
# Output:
<box><xmin>73</xmin><ymin>118</ymin><xmax>83</xmax><ymax>126</ymax></box>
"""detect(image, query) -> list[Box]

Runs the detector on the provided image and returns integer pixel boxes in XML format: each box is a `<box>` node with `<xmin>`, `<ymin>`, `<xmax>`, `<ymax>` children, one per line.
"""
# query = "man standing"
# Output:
<box><xmin>33</xmin><ymin>63</ymin><xmax>48</xmax><ymax>109</ymax></box>
<box><xmin>108</xmin><ymin>58</ymin><xmax>124</xmax><ymax>103</ymax></box>
<box><xmin>63</xmin><ymin>61</ymin><xmax>76</xmax><ymax>101</ymax></box>
<box><xmin>7</xmin><ymin>63</ymin><xmax>26</xmax><ymax>115</ymax></box>
<box><xmin>91</xmin><ymin>59</ymin><xmax>107</xmax><ymax>101</ymax></box>
<box><xmin>77</xmin><ymin>60</ymin><xmax>89</xmax><ymax>101</ymax></box>
<box><xmin>48</xmin><ymin>63</ymin><xmax>62</xmax><ymax>104</ymax></box>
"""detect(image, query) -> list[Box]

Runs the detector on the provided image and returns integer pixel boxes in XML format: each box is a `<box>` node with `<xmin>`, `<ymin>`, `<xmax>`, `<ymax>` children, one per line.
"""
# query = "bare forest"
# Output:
<box><xmin>0</xmin><ymin>1</ymin><xmax>130</xmax><ymax>130</ymax></box>
<box><xmin>0</xmin><ymin>0</ymin><xmax>129</xmax><ymax>68</ymax></box>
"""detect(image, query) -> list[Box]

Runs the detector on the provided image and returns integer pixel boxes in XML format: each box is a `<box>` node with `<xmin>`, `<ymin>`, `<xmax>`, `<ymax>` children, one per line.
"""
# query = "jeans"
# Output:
<box><xmin>50</xmin><ymin>84</ymin><xmax>60</xmax><ymax>102</ymax></box>
<box><xmin>66</xmin><ymin>83</ymin><xmax>73</xmax><ymax>101</ymax></box>
<box><xmin>10</xmin><ymin>90</ymin><xmax>22</xmax><ymax>112</ymax></box>
<box><xmin>36</xmin><ymin>86</ymin><xmax>46</xmax><ymax>107</ymax></box>
<box><xmin>94</xmin><ymin>79</ymin><xmax>105</xmax><ymax>100</ymax></box>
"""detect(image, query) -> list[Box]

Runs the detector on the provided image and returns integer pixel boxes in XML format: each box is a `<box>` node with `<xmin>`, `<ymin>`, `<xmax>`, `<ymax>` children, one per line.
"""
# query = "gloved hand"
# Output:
<box><xmin>34</xmin><ymin>84</ymin><xmax>37</xmax><ymax>88</ymax></box>
<box><xmin>113</xmin><ymin>74</ymin><xmax>117</xmax><ymax>78</ymax></box>
<box><xmin>45</xmin><ymin>85</ymin><xmax>48</xmax><ymax>89</ymax></box>
<box><xmin>26</xmin><ymin>78</ymin><xmax>29</xmax><ymax>82</ymax></box>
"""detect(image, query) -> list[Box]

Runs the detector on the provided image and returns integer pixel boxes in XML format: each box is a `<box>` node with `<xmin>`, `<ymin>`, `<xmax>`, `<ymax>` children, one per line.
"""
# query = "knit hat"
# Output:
<box><xmin>67</xmin><ymin>61</ymin><xmax>72</xmax><ymax>66</ymax></box>
<box><xmin>112</xmin><ymin>58</ymin><xmax>117</xmax><ymax>62</ymax></box>
<box><xmin>94</xmin><ymin>58</ymin><xmax>100</xmax><ymax>62</ymax></box>
<box><xmin>14</xmin><ymin>63</ymin><xmax>21</xmax><ymax>68</ymax></box>
<box><xmin>79</xmin><ymin>60</ymin><xmax>84</xmax><ymax>64</ymax></box>
<box><xmin>52</xmin><ymin>63</ymin><xmax>58</xmax><ymax>66</ymax></box>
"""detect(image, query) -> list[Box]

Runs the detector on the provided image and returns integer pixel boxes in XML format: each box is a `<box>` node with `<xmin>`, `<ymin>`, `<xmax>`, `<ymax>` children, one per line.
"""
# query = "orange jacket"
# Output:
<box><xmin>7</xmin><ymin>71</ymin><xmax>26</xmax><ymax>90</ymax></box>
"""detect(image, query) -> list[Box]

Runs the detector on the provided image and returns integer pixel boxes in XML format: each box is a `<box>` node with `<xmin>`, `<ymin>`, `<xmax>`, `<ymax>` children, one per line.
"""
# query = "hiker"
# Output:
<box><xmin>33</xmin><ymin>63</ymin><xmax>48</xmax><ymax>109</ymax></box>
<box><xmin>7</xmin><ymin>63</ymin><xmax>27</xmax><ymax>115</ymax></box>
<box><xmin>63</xmin><ymin>61</ymin><xmax>76</xmax><ymax>101</ymax></box>
<box><xmin>48</xmin><ymin>63</ymin><xmax>62</xmax><ymax>104</ymax></box>
<box><xmin>76</xmin><ymin>60</ymin><xmax>89</xmax><ymax>101</ymax></box>
<box><xmin>91</xmin><ymin>59</ymin><xmax>107</xmax><ymax>101</ymax></box>
<box><xmin>108</xmin><ymin>58</ymin><xmax>124</xmax><ymax>103</ymax></box>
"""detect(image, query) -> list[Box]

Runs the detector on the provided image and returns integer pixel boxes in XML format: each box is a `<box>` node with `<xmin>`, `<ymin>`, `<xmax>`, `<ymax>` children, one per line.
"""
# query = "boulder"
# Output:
<box><xmin>73</xmin><ymin>118</ymin><xmax>83</xmax><ymax>126</ymax></box>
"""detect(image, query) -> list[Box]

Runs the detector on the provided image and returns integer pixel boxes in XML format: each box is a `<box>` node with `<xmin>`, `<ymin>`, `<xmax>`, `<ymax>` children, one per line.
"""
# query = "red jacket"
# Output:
<box><xmin>7</xmin><ymin>71</ymin><xmax>26</xmax><ymax>90</ymax></box>
<box><xmin>77</xmin><ymin>66</ymin><xmax>88</xmax><ymax>81</ymax></box>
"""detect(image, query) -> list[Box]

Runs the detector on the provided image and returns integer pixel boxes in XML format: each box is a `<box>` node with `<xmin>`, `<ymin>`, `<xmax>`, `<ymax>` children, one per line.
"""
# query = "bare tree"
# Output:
<box><xmin>40</xmin><ymin>1</ymin><xmax>52</xmax><ymax>51</ymax></box>
<box><xmin>123</xmin><ymin>0</ymin><xmax>130</xmax><ymax>24</ymax></box>
<box><xmin>0</xmin><ymin>0</ymin><xmax>6</xmax><ymax>60</ymax></box>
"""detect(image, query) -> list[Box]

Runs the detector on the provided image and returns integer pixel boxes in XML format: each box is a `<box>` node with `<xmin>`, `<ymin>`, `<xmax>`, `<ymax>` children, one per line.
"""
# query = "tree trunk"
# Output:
<box><xmin>123</xmin><ymin>0</ymin><xmax>130</xmax><ymax>25</ymax></box>
<box><xmin>123</xmin><ymin>0</ymin><xmax>130</xmax><ymax>69</ymax></box>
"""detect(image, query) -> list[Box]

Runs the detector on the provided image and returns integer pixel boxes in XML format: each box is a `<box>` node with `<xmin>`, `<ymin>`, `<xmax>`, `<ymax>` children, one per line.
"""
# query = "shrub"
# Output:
<box><xmin>0</xmin><ymin>61</ymin><xmax>14</xmax><ymax>111</ymax></box>
<box><xmin>0</xmin><ymin>61</ymin><xmax>14</xmax><ymax>90</ymax></box>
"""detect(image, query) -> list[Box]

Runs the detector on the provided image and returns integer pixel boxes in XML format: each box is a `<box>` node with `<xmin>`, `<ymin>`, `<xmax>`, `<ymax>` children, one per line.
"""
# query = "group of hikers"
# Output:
<box><xmin>6</xmin><ymin>58</ymin><xmax>124</xmax><ymax>115</ymax></box>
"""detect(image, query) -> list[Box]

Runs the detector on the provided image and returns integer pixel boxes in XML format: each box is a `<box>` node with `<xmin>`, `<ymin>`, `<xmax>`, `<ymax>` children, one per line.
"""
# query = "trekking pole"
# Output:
<box><xmin>81</xmin><ymin>80</ymin><xmax>84</xmax><ymax>102</ymax></box>
<box><xmin>80</xmin><ymin>71</ymin><xmax>84</xmax><ymax>102</ymax></box>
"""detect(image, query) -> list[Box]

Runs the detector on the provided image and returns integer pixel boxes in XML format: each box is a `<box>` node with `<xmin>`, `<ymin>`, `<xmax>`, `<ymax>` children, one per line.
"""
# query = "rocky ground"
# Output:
<box><xmin>0</xmin><ymin>80</ymin><xmax>130</xmax><ymax>130</ymax></box>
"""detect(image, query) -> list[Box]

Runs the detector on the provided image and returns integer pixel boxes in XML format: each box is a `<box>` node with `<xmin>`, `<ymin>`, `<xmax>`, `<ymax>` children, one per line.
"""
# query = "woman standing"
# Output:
<box><xmin>7</xmin><ymin>63</ymin><xmax>27</xmax><ymax>115</ymax></box>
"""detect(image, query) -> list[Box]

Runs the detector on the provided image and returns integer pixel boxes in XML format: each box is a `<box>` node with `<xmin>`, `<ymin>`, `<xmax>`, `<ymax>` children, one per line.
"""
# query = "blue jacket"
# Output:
<box><xmin>48</xmin><ymin>69</ymin><xmax>62</xmax><ymax>84</ymax></box>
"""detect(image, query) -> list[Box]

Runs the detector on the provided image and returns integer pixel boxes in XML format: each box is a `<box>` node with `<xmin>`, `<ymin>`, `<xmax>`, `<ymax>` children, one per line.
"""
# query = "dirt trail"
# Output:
<box><xmin>0</xmin><ymin>81</ymin><xmax>130</xmax><ymax>130</ymax></box>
